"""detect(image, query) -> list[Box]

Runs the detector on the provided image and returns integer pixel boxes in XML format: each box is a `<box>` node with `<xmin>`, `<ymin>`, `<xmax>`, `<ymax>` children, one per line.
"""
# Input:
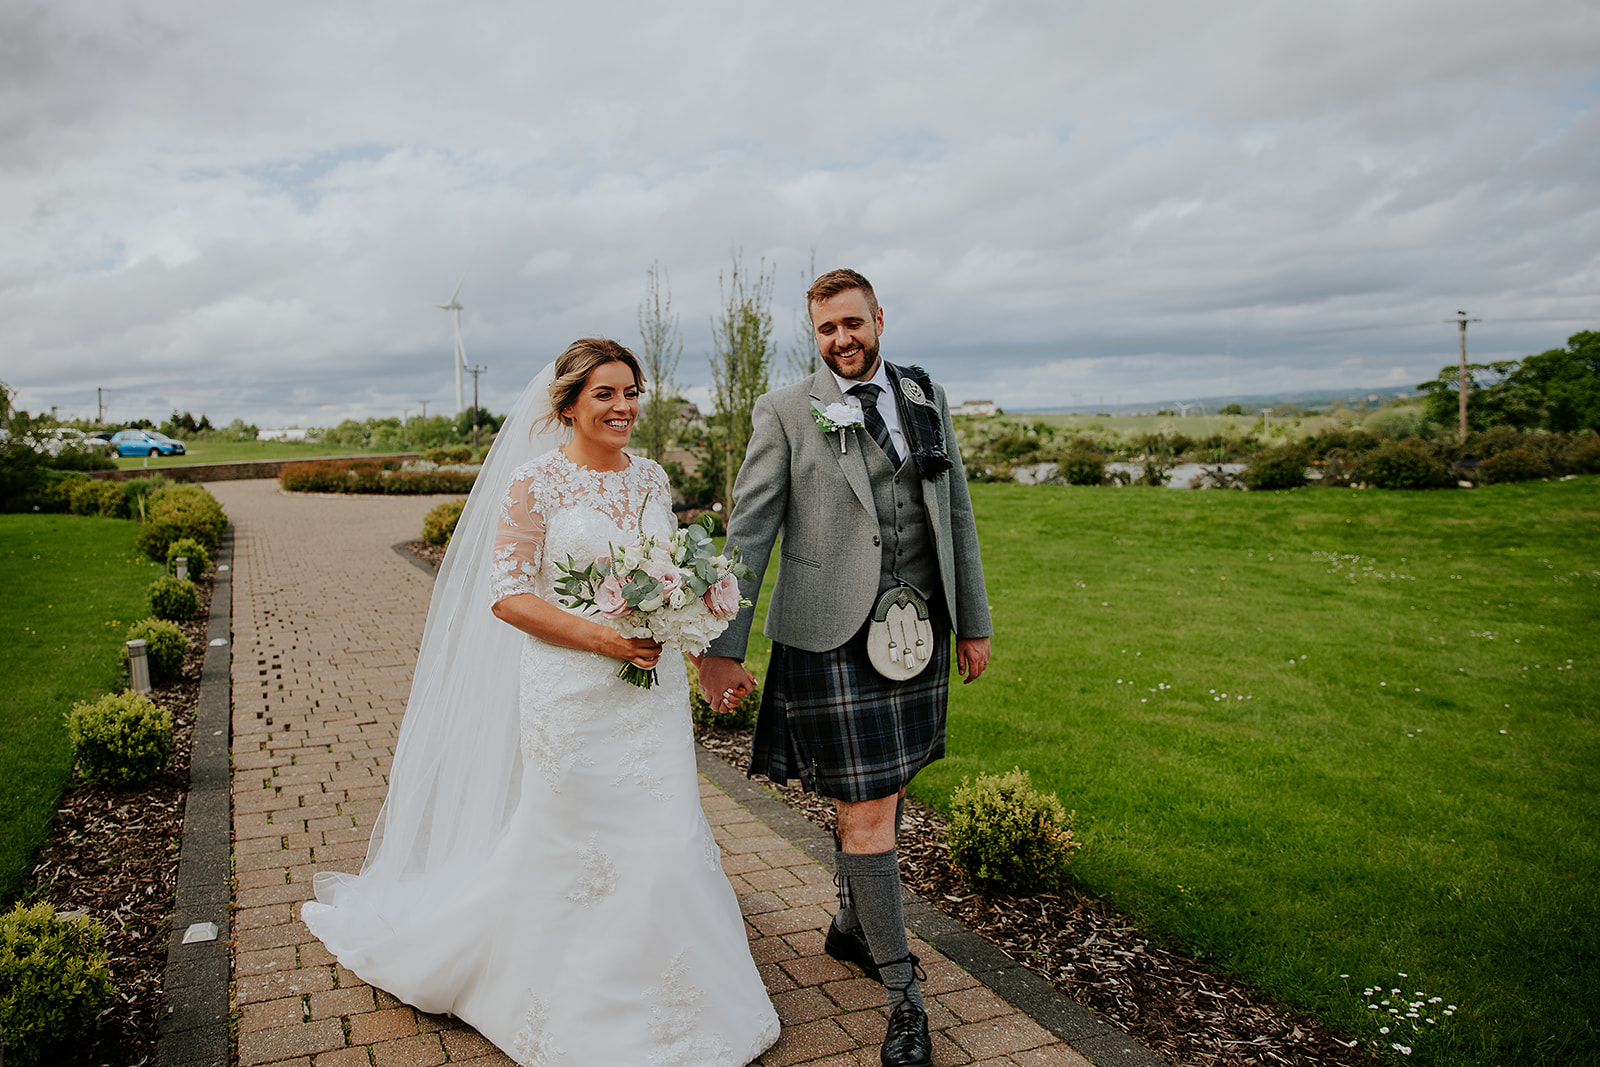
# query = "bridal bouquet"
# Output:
<box><xmin>554</xmin><ymin>513</ymin><xmax>754</xmax><ymax>688</ymax></box>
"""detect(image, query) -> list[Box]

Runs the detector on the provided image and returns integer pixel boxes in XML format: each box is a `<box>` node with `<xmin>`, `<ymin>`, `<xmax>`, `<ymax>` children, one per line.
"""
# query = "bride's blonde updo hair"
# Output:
<box><xmin>541</xmin><ymin>338</ymin><xmax>647</xmax><ymax>431</ymax></box>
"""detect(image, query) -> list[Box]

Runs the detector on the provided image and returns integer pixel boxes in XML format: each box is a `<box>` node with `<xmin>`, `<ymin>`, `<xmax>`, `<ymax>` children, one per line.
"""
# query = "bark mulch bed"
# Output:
<box><xmin>403</xmin><ymin>539</ymin><xmax>447</xmax><ymax>570</ymax></box>
<box><xmin>19</xmin><ymin>574</ymin><xmax>213</xmax><ymax>1067</ymax></box>
<box><xmin>694</xmin><ymin>724</ymin><xmax>1377</xmax><ymax>1067</ymax></box>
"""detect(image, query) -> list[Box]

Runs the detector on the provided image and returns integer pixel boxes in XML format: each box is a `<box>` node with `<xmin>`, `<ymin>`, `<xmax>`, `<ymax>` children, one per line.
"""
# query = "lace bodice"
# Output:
<box><xmin>491</xmin><ymin>450</ymin><xmax>675</xmax><ymax>604</ymax></box>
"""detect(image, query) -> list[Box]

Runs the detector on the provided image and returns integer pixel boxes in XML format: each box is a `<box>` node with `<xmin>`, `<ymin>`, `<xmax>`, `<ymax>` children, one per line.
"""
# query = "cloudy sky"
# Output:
<box><xmin>3</xmin><ymin>0</ymin><xmax>1597</xmax><ymax>427</ymax></box>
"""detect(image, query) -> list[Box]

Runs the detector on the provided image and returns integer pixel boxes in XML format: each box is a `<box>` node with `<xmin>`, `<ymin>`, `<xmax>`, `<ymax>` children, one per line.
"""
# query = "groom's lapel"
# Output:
<box><xmin>809</xmin><ymin>370</ymin><xmax>876</xmax><ymax>519</ymax></box>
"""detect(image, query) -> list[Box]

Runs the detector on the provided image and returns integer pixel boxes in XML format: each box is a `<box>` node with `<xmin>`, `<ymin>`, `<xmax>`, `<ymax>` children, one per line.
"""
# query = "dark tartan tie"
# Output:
<box><xmin>848</xmin><ymin>383</ymin><xmax>902</xmax><ymax>468</ymax></box>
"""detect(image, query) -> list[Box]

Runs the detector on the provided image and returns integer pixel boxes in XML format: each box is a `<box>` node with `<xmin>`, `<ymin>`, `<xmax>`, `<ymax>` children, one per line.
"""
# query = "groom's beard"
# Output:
<box><xmin>821</xmin><ymin>336</ymin><xmax>881</xmax><ymax>381</ymax></box>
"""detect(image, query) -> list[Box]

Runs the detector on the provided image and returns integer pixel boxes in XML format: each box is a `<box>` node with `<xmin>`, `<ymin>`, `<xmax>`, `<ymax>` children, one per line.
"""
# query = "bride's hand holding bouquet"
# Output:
<box><xmin>555</xmin><ymin>510</ymin><xmax>753</xmax><ymax>688</ymax></box>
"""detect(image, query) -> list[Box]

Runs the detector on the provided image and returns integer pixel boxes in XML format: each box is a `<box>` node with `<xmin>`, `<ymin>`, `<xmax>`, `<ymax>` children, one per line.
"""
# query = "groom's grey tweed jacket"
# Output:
<box><xmin>706</xmin><ymin>366</ymin><xmax>992</xmax><ymax>659</ymax></box>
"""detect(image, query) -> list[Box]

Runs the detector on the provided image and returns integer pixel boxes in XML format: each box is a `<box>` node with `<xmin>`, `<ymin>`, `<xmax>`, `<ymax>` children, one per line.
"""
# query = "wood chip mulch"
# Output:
<box><xmin>694</xmin><ymin>724</ymin><xmax>1378</xmax><ymax>1067</ymax></box>
<box><xmin>20</xmin><ymin>574</ymin><xmax>213</xmax><ymax>1067</ymax></box>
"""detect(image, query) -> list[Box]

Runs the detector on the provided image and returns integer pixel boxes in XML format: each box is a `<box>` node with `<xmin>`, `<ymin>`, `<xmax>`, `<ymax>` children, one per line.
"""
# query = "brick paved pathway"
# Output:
<box><xmin>211</xmin><ymin>479</ymin><xmax>1093</xmax><ymax>1067</ymax></box>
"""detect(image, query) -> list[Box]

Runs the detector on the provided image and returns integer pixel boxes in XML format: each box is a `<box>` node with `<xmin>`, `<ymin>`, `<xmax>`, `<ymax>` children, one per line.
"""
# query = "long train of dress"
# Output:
<box><xmin>304</xmin><ymin>451</ymin><xmax>779</xmax><ymax>1066</ymax></box>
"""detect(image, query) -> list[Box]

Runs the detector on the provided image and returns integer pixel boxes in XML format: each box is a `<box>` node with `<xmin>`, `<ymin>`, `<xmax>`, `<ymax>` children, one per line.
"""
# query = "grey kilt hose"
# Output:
<box><xmin>749</xmin><ymin>606</ymin><xmax>952</xmax><ymax>803</ymax></box>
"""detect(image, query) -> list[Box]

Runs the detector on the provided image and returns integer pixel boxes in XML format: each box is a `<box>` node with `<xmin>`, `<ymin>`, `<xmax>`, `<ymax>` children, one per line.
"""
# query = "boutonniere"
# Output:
<box><xmin>811</xmin><ymin>402</ymin><xmax>864</xmax><ymax>454</ymax></box>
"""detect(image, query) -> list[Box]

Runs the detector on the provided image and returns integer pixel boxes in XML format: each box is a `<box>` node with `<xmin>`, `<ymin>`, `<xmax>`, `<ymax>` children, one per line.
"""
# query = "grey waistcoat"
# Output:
<box><xmin>861</xmin><ymin>437</ymin><xmax>941</xmax><ymax>602</ymax></box>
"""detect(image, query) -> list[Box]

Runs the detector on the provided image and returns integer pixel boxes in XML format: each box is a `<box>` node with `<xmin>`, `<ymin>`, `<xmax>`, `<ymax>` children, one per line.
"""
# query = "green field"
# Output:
<box><xmin>736</xmin><ymin>477</ymin><xmax>1597</xmax><ymax>1064</ymax></box>
<box><xmin>0</xmin><ymin>515</ymin><xmax>164</xmax><ymax>902</ymax></box>
<box><xmin>899</xmin><ymin>479</ymin><xmax>1595</xmax><ymax>1066</ymax></box>
<box><xmin>106</xmin><ymin>438</ymin><xmax>405</xmax><ymax>469</ymax></box>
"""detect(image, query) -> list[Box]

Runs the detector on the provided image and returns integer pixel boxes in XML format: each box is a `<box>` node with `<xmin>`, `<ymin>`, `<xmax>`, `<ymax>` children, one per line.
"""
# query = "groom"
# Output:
<box><xmin>699</xmin><ymin>268</ymin><xmax>992</xmax><ymax>1067</ymax></box>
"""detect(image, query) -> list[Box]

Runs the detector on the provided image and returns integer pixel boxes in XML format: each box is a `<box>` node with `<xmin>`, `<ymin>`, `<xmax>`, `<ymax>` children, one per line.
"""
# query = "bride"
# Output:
<box><xmin>302</xmin><ymin>339</ymin><xmax>780</xmax><ymax>1066</ymax></box>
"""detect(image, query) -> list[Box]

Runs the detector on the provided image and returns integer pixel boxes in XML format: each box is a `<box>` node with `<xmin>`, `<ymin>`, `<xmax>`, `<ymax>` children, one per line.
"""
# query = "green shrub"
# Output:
<box><xmin>421</xmin><ymin>447</ymin><xmax>454</xmax><ymax>464</ymax></box>
<box><xmin>65</xmin><ymin>477</ymin><xmax>126</xmax><ymax>518</ymax></box>
<box><xmin>165</xmin><ymin>536</ymin><xmax>212</xmax><ymax>575</ymax></box>
<box><xmin>147</xmin><ymin>575</ymin><xmax>199</xmax><ymax>621</ymax></box>
<box><xmin>48</xmin><ymin>447</ymin><xmax>117</xmax><ymax>472</ymax></box>
<box><xmin>422</xmin><ymin>498</ymin><xmax>467</xmax><ymax>546</ymax></box>
<box><xmin>280</xmin><ymin>459</ymin><xmax>473</xmax><ymax>495</ymax></box>
<box><xmin>135</xmin><ymin>484</ymin><xmax>226</xmax><ymax>561</ymax></box>
<box><xmin>125</xmin><ymin>618</ymin><xmax>189</xmax><ymax>685</ymax></box>
<box><xmin>947</xmin><ymin>767</ymin><xmax>1080</xmax><ymax>895</ymax></box>
<box><xmin>1566</xmin><ymin>433</ymin><xmax>1600</xmax><ymax>474</ymax></box>
<box><xmin>0</xmin><ymin>902</ymin><xmax>116</xmax><ymax>1066</ymax></box>
<box><xmin>1468</xmin><ymin>425</ymin><xmax>1525</xmax><ymax>457</ymax></box>
<box><xmin>64</xmin><ymin>690</ymin><xmax>174</xmax><ymax>786</ymax></box>
<box><xmin>445</xmin><ymin>444</ymin><xmax>473</xmax><ymax>463</ymax></box>
<box><xmin>1061</xmin><ymin>439</ymin><xmax>1106</xmax><ymax>486</ymax></box>
<box><xmin>1477</xmin><ymin>447</ymin><xmax>1546</xmax><ymax>484</ymax></box>
<box><xmin>1242</xmin><ymin>444</ymin><xmax>1310</xmax><ymax>491</ymax></box>
<box><xmin>119</xmin><ymin>474</ymin><xmax>169</xmax><ymax>521</ymax></box>
<box><xmin>1360</xmin><ymin>439</ymin><xmax>1448</xmax><ymax>490</ymax></box>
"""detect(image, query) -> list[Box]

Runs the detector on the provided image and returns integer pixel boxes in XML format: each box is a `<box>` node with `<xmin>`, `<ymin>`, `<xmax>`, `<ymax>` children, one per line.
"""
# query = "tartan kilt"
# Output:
<box><xmin>749</xmin><ymin>610</ymin><xmax>952</xmax><ymax>803</ymax></box>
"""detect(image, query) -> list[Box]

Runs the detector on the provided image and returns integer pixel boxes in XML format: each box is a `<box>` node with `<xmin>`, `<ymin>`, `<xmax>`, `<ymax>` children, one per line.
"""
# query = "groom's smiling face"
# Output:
<box><xmin>811</xmin><ymin>289</ymin><xmax>884</xmax><ymax>382</ymax></box>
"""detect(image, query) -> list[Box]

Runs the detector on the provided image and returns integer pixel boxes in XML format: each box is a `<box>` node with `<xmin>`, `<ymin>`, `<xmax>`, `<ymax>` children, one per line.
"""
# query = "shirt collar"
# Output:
<box><xmin>830</xmin><ymin>358</ymin><xmax>891</xmax><ymax>400</ymax></box>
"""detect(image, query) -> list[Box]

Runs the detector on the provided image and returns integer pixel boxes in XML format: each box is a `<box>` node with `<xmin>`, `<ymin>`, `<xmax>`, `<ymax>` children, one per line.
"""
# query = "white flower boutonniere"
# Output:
<box><xmin>812</xmin><ymin>402</ymin><xmax>865</xmax><ymax>454</ymax></box>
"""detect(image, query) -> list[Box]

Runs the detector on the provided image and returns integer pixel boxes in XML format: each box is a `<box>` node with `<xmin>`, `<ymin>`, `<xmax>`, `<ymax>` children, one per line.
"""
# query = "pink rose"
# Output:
<box><xmin>703</xmin><ymin>572</ymin><xmax>742</xmax><ymax>619</ymax></box>
<box><xmin>595</xmin><ymin>573</ymin><xmax>630</xmax><ymax>619</ymax></box>
<box><xmin>645</xmin><ymin>560</ymin><xmax>684</xmax><ymax>598</ymax></box>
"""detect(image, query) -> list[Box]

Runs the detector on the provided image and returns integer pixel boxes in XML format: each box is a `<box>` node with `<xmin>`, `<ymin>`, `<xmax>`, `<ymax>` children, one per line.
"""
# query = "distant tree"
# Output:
<box><xmin>1219</xmin><ymin>403</ymin><xmax>1244</xmax><ymax>416</ymax></box>
<box><xmin>709</xmin><ymin>251</ymin><xmax>777</xmax><ymax>515</ymax></box>
<box><xmin>1416</xmin><ymin>331</ymin><xmax>1599</xmax><ymax>435</ymax></box>
<box><xmin>636</xmin><ymin>261</ymin><xmax>682</xmax><ymax>465</ymax></box>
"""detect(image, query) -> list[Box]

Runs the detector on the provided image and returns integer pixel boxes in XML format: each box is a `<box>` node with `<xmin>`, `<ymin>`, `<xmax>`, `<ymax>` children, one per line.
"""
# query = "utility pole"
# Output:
<box><xmin>97</xmin><ymin>388</ymin><xmax>104</xmax><ymax>425</ymax></box>
<box><xmin>467</xmin><ymin>365</ymin><xmax>488</xmax><ymax>448</ymax></box>
<box><xmin>402</xmin><ymin>409</ymin><xmax>409</xmax><ymax>448</ymax></box>
<box><xmin>1453</xmin><ymin>311</ymin><xmax>1482</xmax><ymax>440</ymax></box>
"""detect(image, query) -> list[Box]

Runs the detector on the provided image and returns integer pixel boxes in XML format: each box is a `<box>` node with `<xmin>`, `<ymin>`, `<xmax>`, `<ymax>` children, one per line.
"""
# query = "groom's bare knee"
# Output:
<box><xmin>836</xmin><ymin>791</ymin><xmax>903</xmax><ymax>854</ymax></box>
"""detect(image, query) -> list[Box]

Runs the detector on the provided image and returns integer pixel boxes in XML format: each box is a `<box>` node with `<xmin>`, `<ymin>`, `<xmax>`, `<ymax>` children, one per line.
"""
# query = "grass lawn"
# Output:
<box><xmin>106</xmin><ymin>439</ymin><xmax>407</xmax><ymax>468</ymax></box>
<box><xmin>883</xmin><ymin>478</ymin><xmax>1596</xmax><ymax>1066</ymax></box>
<box><xmin>0</xmin><ymin>515</ymin><xmax>164</xmax><ymax>902</ymax></box>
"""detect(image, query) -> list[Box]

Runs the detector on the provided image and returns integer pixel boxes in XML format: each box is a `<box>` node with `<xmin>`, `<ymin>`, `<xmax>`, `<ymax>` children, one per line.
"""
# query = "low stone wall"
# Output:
<box><xmin>86</xmin><ymin>454</ymin><xmax>421</xmax><ymax>484</ymax></box>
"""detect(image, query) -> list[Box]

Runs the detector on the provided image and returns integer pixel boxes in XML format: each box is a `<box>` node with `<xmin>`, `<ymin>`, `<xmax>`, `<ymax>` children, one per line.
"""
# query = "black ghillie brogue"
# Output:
<box><xmin>880</xmin><ymin>1000</ymin><xmax>933</xmax><ymax>1067</ymax></box>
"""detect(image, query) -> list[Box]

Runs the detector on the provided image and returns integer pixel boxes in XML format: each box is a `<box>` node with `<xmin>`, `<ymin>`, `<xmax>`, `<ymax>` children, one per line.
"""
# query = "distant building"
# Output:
<box><xmin>954</xmin><ymin>399</ymin><xmax>996</xmax><ymax>417</ymax></box>
<box><xmin>258</xmin><ymin>428</ymin><xmax>308</xmax><ymax>441</ymax></box>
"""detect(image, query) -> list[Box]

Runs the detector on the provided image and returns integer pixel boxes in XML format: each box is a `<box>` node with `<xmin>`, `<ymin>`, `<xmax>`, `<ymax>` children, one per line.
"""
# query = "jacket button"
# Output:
<box><xmin>872</xmin><ymin>536</ymin><xmax>881</xmax><ymax>546</ymax></box>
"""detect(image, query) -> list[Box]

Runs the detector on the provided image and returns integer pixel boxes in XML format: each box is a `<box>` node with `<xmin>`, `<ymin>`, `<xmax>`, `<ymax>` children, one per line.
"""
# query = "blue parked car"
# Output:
<box><xmin>110</xmin><ymin>429</ymin><xmax>187</xmax><ymax>457</ymax></box>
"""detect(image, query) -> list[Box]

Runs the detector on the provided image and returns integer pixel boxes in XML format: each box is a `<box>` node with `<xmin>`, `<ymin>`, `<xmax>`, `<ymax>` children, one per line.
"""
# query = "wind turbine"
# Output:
<box><xmin>434</xmin><ymin>269</ymin><xmax>470</xmax><ymax>415</ymax></box>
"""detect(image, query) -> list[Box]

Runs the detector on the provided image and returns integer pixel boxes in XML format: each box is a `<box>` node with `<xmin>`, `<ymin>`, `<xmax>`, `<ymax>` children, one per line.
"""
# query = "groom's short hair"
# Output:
<box><xmin>806</xmin><ymin>269</ymin><xmax>878</xmax><ymax>317</ymax></box>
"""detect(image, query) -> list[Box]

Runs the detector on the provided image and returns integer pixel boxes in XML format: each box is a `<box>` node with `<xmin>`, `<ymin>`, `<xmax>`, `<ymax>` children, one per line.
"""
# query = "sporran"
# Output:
<box><xmin>865</xmin><ymin>586</ymin><xmax>935</xmax><ymax>681</ymax></box>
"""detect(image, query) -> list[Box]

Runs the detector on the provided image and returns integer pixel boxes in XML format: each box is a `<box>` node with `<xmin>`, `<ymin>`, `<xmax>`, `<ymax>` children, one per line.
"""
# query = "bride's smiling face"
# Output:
<box><xmin>563</xmin><ymin>361</ymin><xmax>641</xmax><ymax>452</ymax></box>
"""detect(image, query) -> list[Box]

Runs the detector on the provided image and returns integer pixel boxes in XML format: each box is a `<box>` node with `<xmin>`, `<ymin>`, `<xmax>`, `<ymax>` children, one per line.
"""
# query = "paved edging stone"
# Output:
<box><xmin>157</xmin><ymin>524</ymin><xmax>235</xmax><ymax>1067</ymax></box>
<box><xmin>693</xmin><ymin>745</ymin><xmax>1172</xmax><ymax>1067</ymax></box>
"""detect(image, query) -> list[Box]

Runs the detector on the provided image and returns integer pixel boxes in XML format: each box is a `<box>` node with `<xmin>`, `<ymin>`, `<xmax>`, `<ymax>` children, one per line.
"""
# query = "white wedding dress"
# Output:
<box><xmin>303</xmin><ymin>449</ymin><xmax>779</xmax><ymax>1067</ymax></box>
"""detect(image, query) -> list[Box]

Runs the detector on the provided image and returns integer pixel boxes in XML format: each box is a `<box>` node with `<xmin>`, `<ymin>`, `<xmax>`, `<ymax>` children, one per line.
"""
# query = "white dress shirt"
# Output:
<box><xmin>830</xmin><ymin>360</ymin><xmax>907</xmax><ymax>462</ymax></box>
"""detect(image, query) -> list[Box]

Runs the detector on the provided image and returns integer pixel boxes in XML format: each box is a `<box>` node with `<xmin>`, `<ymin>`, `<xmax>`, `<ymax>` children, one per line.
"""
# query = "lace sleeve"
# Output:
<box><xmin>491</xmin><ymin>466</ymin><xmax>547</xmax><ymax>603</ymax></box>
<box><xmin>644</xmin><ymin>459</ymin><xmax>674</xmax><ymax>524</ymax></box>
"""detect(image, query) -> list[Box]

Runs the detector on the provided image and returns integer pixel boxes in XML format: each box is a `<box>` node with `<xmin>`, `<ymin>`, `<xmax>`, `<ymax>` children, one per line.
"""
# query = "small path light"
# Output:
<box><xmin>175</xmin><ymin>556</ymin><xmax>189</xmax><ymax>580</ymax></box>
<box><xmin>127</xmin><ymin>638</ymin><xmax>152</xmax><ymax>693</ymax></box>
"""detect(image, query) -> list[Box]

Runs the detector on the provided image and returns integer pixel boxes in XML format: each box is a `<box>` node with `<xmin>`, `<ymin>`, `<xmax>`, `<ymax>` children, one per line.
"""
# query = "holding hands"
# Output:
<box><xmin>696</xmin><ymin>655</ymin><xmax>758</xmax><ymax>713</ymax></box>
